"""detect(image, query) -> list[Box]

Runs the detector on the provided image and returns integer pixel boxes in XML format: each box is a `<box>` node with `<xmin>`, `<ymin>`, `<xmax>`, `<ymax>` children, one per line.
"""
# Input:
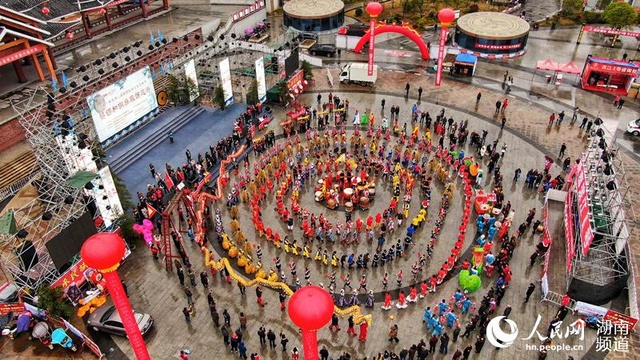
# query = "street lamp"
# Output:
<box><xmin>435</xmin><ymin>8</ymin><xmax>455</xmax><ymax>87</ymax></box>
<box><xmin>365</xmin><ymin>2</ymin><xmax>383</xmax><ymax>77</ymax></box>
<box><xmin>81</xmin><ymin>233</ymin><xmax>151</xmax><ymax>360</ymax></box>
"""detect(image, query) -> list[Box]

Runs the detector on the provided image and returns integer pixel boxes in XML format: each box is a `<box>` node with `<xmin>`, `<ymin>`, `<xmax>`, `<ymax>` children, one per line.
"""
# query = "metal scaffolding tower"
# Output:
<box><xmin>569</xmin><ymin>128</ymin><xmax>631</xmax><ymax>287</ymax></box>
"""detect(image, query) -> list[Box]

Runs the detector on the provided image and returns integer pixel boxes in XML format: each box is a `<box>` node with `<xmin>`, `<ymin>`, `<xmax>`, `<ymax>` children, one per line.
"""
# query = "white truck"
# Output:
<box><xmin>339</xmin><ymin>63</ymin><xmax>378</xmax><ymax>86</ymax></box>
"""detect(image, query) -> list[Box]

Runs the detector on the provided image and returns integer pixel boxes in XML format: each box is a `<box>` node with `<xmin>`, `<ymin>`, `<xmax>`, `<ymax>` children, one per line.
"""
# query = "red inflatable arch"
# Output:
<box><xmin>353</xmin><ymin>22</ymin><xmax>430</xmax><ymax>60</ymax></box>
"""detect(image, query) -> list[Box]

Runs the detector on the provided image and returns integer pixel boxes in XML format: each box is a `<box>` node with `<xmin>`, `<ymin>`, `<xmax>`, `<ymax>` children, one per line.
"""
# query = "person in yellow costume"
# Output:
<box><xmin>291</xmin><ymin>239</ymin><xmax>299</xmax><ymax>256</ymax></box>
<box><xmin>315</xmin><ymin>247</ymin><xmax>323</xmax><ymax>261</ymax></box>
<box><xmin>303</xmin><ymin>243</ymin><xmax>311</xmax><ymax>258</ymax></box>
<box><xmin>283</xmin><ymin>237</ymin><xmax>291</xmax><ymax>253</ymax></box>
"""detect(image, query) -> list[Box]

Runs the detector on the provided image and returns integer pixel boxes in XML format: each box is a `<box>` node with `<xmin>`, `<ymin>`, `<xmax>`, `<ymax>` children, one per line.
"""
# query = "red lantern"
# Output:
<box><xmin>81</xmin><ymin>233</ymin><xmax>126</xmax><ymax>270</ymax></box>
<box><xmin>100</xmin><ymin>8</ymin><xmax>106</xmax><ymax>14</ymax></box>
<box><xmin>437</xmin><ymin>8</ymin><xmax>456</xmax><ymax>25</ymax></box>
<box><xmin>41</xmin><ymin>7</ymin><xmax>50</xmax><ymax>15</ymax></box>
<box><xmin>365</xmin><ymin>2</ymin><xmax>383</xmax><ymax>17</ymax></box>
<box><xmin>66</xmin><ymin>32</ymin><xmax>74</xmax><ymax>40</ymax></box>
<box><xmin>288</xmin><ymin>286</ymin><xmax>334</xmax><ymax>360</ymax></box>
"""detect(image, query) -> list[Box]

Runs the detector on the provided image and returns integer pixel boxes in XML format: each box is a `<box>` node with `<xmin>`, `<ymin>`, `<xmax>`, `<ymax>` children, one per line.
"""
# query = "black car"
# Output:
<box><xmin>309</xmin><ymin>44</ymin><xmax>337</xmax><ymax>57</ymax></box>
<box><xmin>345</xmin><ymin>23</ymin><xmax>369</xmax><ymax>36</ymax></box>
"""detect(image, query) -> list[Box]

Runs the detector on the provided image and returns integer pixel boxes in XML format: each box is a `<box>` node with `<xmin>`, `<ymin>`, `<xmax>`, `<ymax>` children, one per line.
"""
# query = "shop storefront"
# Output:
<box><xmin>581</xmin><ymin>56</ymin><xmax>639</xmax><ymax>96</ymax></box>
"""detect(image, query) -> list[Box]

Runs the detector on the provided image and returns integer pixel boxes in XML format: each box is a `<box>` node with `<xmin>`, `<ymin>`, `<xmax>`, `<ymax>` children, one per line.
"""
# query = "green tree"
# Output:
<box><xmin>213</xmin><ymin>84</ymin><xmax>226</xmax><ymax>110</ymax></box>
<box><xmin>277</xmin><ymin>81</ymin><xmax>289</xmax><ymax>105</ymax></box>
<box><xmin>166</xmin><ymin>75</ymin><xmax>183</xmax><ymax>105</ymax></box>
<box><xmin>37</xmin><ymin>286</ymin><xmax>73</xmax><ymax>319</ymax></box>
<box><xmin>300</xmin><ymin>60</ymin><xmax>314</xmax><ymax>81</ymax></box>
<box><xmin>246</xmin><ymin>79</ymin><xmax>259</xmax><ymax>105</ymax></box>
<box><xmin>603</xmin><ymin>2</ymin><xmax>637</xmax><ymax>29</ymax></box>
<box><xmin>562</xmin><ymin>0</ymin><xmax>584</xmax><ymax>18</ymax></box>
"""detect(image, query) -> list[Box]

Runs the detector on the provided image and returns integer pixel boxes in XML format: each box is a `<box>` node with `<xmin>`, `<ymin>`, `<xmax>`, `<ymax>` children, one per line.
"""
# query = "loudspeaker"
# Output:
<box><xmin>606</xmin><ymin>181</ymin><xmax>616</xmax><ymax>191</ymax></box>
<box><xmin>84</xmin><ymin>182</ymin><xmax>94</xmax><ymax>190</ymax></box>
<box><xmin>64</xmin><ymin>195</ymin><xmax>74</xmax><ymax>204</ymax></box>
<box><xmin>604</xmin><ymin>164</ymin><xmax>614</xmax><ymax>176</ymax></box>
<box><xmin>17</xmin><ymin>229</ymin><xmax>28</xmax><ymax>238</ymax></box>
<box><xmin>16</xmin><ymin>241</ymin><xmax>39</xmax><ymax>271</ymax></box>
<box><xmin>42</xmin><ymin>212</ymin><xmax>53</xmax><ymax>221</ymax></box>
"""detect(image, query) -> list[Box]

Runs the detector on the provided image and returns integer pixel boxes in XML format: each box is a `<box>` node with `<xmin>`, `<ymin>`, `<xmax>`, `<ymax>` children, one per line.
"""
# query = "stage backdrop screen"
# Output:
<box><xmin>87</xmin><ymin>66</ymin><xmax>158</xmax><ymax>144</ymax></box>
<box><xmin>46</xmin><ymin>212</ymin><xmax>98</xmax><ymax>272</ymax></box>
<box><xmin>285</xmin><ymin>50</ymin><xmax>300</xmax><ymax>78</ymax></box>
<box><xmin>219</xmin><ymin>58</ymin><xmax>234</xmax><ymax>107</ymax></box>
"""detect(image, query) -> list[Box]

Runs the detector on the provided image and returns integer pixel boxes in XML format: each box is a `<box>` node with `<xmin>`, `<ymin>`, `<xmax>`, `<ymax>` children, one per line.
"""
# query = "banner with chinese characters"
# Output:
<box><xmin>434</xmin><ymin>26</ymin><xmax>448</xmax><ymax>87</ymax></box>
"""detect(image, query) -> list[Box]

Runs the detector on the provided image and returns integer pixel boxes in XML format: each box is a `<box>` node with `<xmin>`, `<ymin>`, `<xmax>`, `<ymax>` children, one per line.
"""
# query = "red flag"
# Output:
<box><xmin>164</xmin><ymin>172</ymin><xmax>174</xmax><ymax>190</ymax></box>
<box><xmin>146</xmin><ymin>203</ymin><xmax>158</xmax><ymax>219</ymax></box>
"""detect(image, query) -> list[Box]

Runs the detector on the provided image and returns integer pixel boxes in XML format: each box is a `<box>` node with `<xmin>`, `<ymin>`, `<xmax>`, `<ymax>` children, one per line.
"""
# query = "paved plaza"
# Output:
<box><xmin>3</xmin><ymin>3</ymin><xmax>640</xmax><ymax>360</ymax></box>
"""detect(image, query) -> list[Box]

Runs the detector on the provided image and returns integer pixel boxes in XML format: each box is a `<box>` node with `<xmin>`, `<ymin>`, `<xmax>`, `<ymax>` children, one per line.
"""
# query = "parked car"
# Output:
<box><xmin>87</xmin><ymin>305</ymin><xmax>154</xmax><ymax>336</ymax></box>
<box><xmin>299</xmin><ymin>31</ymin><xmax>318</xmax><ymax>40</ymax></box>
<box><xmin>627</xmin><ymin>119</ymin><xmax>640</xmax><ymax>136</ymax></box>
<box><xmin>309</xmin><ymin>44</ymin><xmax>337</xmax><ymax>57</ymax></box>
<box><xmin>345</xmin><ymin>23</ymin><xmax>369</xmax><ymax>36</ymax></box>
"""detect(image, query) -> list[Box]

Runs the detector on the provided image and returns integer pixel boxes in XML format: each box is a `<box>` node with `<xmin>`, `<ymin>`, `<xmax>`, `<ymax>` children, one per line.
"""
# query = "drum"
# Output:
<box><xmin>344</xmin><ymin>188</ymin><xmax>354</xmax><ymax>199</ymax></box>
<box><xmin>314</xmin><ymin>191</ymin><xmax>323</xmax><ymax>202</ymax></box>
<box><xmin>327</xmin><ymin>198</ymin><xmax>337</xmax><ymax>209</ymax></box>
<box><xmin>345</xmin><ymin>202</ymin><xmax>354</xmax><ymax>212</ymax></box>
<box><xmin>360</xmin><ymin>196</ymin><xmax>370</xmax><ymax>210</ymax></box>
<box><xmin>368</xmin><ymin>188</ymin><xmax>376</xmax><ymax>198</ymax></box>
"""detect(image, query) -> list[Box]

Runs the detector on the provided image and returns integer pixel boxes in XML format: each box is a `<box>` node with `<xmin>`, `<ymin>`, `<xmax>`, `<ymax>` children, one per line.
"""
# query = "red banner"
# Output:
<box><xmin>475</xmin><ymin>43</ymin><xmax>521</xmax><ymax>50</ymax></box>
<box><xmin>0</xmin><ymin>302</ymin><xmax>25</xmax><ymax>315</ymax></box>
<box><xmin>51</xmin><ymin>260</ymin><xmax>89</xmax><ymax>289</ymax></box>
<box><xmin>435</xmin><ymin>27</ymin><xmax>448</xmax><ymax>87</ymax></box>
<box><xmin>564</xmin><ymin>191</ymin><xmax>575</xmax><ymax>271</ymax></box>
<box><xmin>368</xmin><ymin>19</ymin><xmax>376</xmax><ymax>76</ymax></box>
<box><xmin>583</xmin><ymin>26</ymin><xmax>640</xmax><ymax>38</ymax></box>
<box><xmin>588</xmin><ymin>61</ymin><xmax>638</xmax><ymax>76</ymax></box>
<box><xmin>574</xmin><ymin>162</ymin><xmax>594</xmax><ymax>255</ymax></box>
<box><xmin>0</xmin><ymin>44</ymin><xmax>45</xmax><ymax>67</ymax></box>
<box><xmin>604</xmin><ymin>310</ymin><xmax>639</xmax><ymax>331</ymax></box>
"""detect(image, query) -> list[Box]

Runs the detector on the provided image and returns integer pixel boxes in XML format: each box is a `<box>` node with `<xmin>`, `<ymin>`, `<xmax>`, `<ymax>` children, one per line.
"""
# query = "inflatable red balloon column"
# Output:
<box><xmin>435</xmin><ymin>8</ymin><xmax>455</xmax><ymax>87</ymax></box>
<box><xmin>288</xmin><ymin>286</ymin><xmax>334</xmax><ymax>360</ymax></box>
<box><xmin>365</xmin><ymin>2</ymin><xmax>383</xmax><ymax>76</ymax></box>
<box><xmin>82</xmin><ymin>233</ymin><xmax>151</xmax><ymax>360</ymax></box>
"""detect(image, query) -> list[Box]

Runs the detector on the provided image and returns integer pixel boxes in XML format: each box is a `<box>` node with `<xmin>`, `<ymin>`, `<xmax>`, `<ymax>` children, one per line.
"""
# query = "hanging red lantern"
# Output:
<box><xmin>100</xmin><ymin>8</ymin><xmax>106</xmax><ymax>14</ymax></box>
<box><xmin>41</xmin><ymin>7</ymin><xmax>50</xmax><ymax>15</ymax></box>
<box><xmin>66</xmin><ymin>32</ymin><xmax>74</xmax><ymax>40</ymax></box>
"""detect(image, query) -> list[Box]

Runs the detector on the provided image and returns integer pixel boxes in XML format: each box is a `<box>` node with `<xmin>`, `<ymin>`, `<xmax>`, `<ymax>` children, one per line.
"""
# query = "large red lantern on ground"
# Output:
<box><xmin>288</xmin><ymin>286</ymin><xmax>334</xmax><ymax>360</ymax></box>
<box><xmin>81</xmin><ymin>233</ymin><xmax>151</xmax><ymax>360</ymax></box>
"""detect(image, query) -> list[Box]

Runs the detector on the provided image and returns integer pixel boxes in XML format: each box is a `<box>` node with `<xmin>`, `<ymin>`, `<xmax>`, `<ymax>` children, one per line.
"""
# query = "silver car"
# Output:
<box><xmin>87</xmin><ymin>305</ymin><xmax>154</xmax><ymax>336</ymax></box>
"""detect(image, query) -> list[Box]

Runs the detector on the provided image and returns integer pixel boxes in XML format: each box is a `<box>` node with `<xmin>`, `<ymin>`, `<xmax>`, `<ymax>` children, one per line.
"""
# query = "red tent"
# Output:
<box><xmin>558</xmin><ymin>61</ymin><xmax>582</xmax><ymax>74</ymax></box>
<box><xmin>535</xmin><ymin>59</ymin><xmax>560</xmax><ymax>71</ymax></box>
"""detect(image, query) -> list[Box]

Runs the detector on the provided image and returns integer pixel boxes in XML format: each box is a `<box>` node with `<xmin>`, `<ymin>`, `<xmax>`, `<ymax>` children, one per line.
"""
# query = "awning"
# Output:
<box><xmin>0</xmin><ymin>210</ymin><xmax>17</xmax><ymax>235</ymax></box>
<box><xmin>455</xmin><ymin>53</ymin><xmax>477</xmax><ymax>65</ymax></box>
<box><xmin>536</xmin><ymin>58</ymin><xmax>560</xmax><ymax>72</ymax></box>
<box><xmin>558</xmin><ymin>61</ymin><xmax>582</xmax><ymax>74</ymax></box>
<box><xmin>65</xmin><ymin>171</ymin><xmax>97</xmax><ymax>188</ymax></box>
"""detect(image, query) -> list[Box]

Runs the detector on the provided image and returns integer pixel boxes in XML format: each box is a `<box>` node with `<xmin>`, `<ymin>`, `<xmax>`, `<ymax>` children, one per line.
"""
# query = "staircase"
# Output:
<box><xmin>109</xmin><ymin>106</ymin><xmax>205</xmax><ymax>173</ymax></box>
<box><xmin>0</xmin><ymin>151</ymin><xmax>37</xmax><ymax>202</ymax></box>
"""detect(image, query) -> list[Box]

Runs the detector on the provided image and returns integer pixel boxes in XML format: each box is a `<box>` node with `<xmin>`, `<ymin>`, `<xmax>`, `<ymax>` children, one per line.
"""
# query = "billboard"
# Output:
<box><xmin>87</xmin><ymin>66</ymin><xmax>158</xmax><ymax>143</ymax></box>
<box><xmin>285</xmin><ymin>50</ymin><xmax>300</xmax><ymax>78</ymax></box>
<box><xmin>183</xmin><ymin>59</ymin><xmax>199</xmax><ymax>102</ymax></box>
<box><xmin>219</xmin><ymin>58</ymin><xmax>234</xmax><ymax>107</ymax></box>
<box><xmin>255</xmin><ymin>57</ymin><xmax>267</xmax><ymax>103</ymax></box>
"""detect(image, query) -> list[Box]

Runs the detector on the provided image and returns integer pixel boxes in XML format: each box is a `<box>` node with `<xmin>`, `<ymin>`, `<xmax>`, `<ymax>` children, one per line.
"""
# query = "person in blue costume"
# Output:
<box><xmin>477</xmin><ymin>234</ymin><xmax>486</xmax><ymax>246</ymax></box>
<box><xmin>461</xmin><ymin>298</ymin><xmax>474</xmax><ymax>314</ymax></box>
<box><xmin>423</xmin><ymin>307</ymin><xmax>433</xmax><ymax>323</ymax></box>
